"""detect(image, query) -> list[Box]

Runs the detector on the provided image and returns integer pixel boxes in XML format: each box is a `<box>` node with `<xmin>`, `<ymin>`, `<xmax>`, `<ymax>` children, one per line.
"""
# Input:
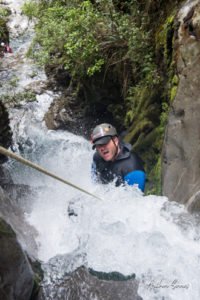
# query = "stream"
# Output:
<box><xmin>1</xmin><ymin>1</ymin><xmax>200</xmax><ymax>299</ymax></box>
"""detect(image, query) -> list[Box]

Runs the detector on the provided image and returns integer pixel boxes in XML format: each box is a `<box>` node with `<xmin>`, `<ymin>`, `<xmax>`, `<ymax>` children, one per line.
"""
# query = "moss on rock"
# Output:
<box><xmin>123</xmin><ymin>2</ymin><xmax>183</xmax><ymax>194</ymax></box>
<box><xmin>0</xmin><ymin>218</ymin><xmax>16</xmax><ymax>238</ymax></box>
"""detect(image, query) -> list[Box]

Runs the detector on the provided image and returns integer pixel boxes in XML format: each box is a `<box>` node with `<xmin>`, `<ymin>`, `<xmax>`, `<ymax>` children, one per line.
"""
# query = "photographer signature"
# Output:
<box><xmin>145</xmin><ymin>278</ymin><xmax>190</xmax><ymax>290</ymax></box>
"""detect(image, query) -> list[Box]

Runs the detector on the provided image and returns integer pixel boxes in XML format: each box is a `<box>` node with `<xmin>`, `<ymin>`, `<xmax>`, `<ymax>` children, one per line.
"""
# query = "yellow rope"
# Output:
<box><xmin>0</xmin><ymin>146</ymin><xmax>102</xmax><ymax>201</ymax></box>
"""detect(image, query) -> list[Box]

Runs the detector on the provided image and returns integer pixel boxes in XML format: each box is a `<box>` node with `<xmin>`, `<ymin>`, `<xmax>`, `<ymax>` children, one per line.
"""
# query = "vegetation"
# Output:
<box><xmin>1</xmin><ymin>91</ymin><xmax>37</xmax><ymax>108</ymax></box>
<box><xmin>22</xmin><ymin>0</ymin><xmax>183</xmax><ymax>194</ymax></box>
<box><xmin>0</xmin><ymin>16</ymin><xmax>8</xmax><ymax>43</ymax></box>
<box><xmin>0</xmin><ymin>2</ymin><xmax>11</xmax><ymax>42</ymax></box>
<box><xmin>23</xmin><ymin>0</ymin><xmax>155</xmax><ymax>85</ymax></box>
<box><xmin>0</xmin><ymin>7</ymin><xmax>11</xmax><ymax>18</ymax></box>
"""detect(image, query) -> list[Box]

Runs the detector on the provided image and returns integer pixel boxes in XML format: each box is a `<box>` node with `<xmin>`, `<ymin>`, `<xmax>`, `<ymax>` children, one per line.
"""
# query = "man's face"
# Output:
<box><xmin>96</xmin><ymin>137</ymin><xmax>119</xmax><ymax>161</ymax></box>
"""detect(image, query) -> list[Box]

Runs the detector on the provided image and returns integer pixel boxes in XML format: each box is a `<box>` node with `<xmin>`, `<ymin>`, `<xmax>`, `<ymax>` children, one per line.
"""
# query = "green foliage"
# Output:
<box><xmin>155</xmin><ymin>12</ymin><xmax>175</xmax><ymax>69</ymax></box>
<box><xmin>170</xmin><ymin>74</ymin><xmax>179</xmax><ymax>102</ymax></box>
<box><xmin>9</xmin><ymin>76</ymin><xmax>19</xmax><ymax>88</ymax></box>
<box><xmin>22</xmin><ymin>1</ymin><xmax>39</xmax><ymax>20</ymax></box>
<box><xmin>24</xmin><ymin>0</ymin><xmax>154</xmax><ymax>85</ymax></box>
<box><xmin>0</xmin><ymin>17</ymin><xmax>7</xmax><ymax>40</ymax></box>
<box><xmin>1</xmin><ymin>91</ymin><xmax>37</xmax><ymax>107</ymax></box>
<box><xmin>124</xmin><ymin>72</ymin><xmax>161</xmax><ymax>128</ymax></box>
<box><xmin>146</xmin><ymin>155</ymin><xmax>162</xmax><ymax>195</ymax></box>
<box><xmin>160</xmin><ymin>102</ymin><xmax>169</xmax><ymax>130</ymax></box>
<box><xmin>25</xmin><ymin>1</ymin><xmax>105</xmax><ymax>77</ymax></box>
<box><xmin>0</xmin><ymin>7</ymin><xmax>11</xmax><ymax>17</ymax></box>
<box><xmin>123</xmin><ymin>77</ymin><xmax>168</xmax><ymax>195</ymax></box>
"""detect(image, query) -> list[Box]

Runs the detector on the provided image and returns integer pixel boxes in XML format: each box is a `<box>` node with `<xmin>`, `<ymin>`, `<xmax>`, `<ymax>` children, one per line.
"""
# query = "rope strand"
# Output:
<box><xmin>0</xmin><ymin>146</ymin><xmax>102</xmax><ymax>201</ymax></box>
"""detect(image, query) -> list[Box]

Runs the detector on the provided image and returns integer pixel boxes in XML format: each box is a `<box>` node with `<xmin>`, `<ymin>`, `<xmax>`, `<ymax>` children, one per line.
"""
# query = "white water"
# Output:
<box><xmin>0</xmin><ymin>0</ymin><xmax>46</xmax><ymax>96</ymax></box>
<box><xmin>2</xmin><ymin>0</ymin><xmax>200</xmax><ymax>299</ymax></box>
<box><xmin>7</xmin><ymin>97</ymin><xmax>200</xmax><ymax>300</ymax></box>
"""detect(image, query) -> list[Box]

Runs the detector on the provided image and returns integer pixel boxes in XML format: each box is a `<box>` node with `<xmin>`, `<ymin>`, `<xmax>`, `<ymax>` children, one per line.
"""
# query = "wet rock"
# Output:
<box><xmin>24</xmin><ymin>81</ymin><xmax>48</xmax><ymax>95</ymax></box>
<box><xmin>186</xmin><ymin>190</ymin><xmax>200</xmax><ymax>213</ymax></box>
<box><xmin>0</xmin><ymin>101</ymin><xmax>12</xmax><ymax>163</ymax></box>
<box><xmin>0</xmin><ymin>217</ymin><xmax>34</xmax><ymax>300</ymax></box>
<box><xmin>38</xmin><ymin>265</ymin><xmax>142</xmax><ymax>300</ymax></box>
<box><xmin>162</xmin><ymin>1</ymin><xmax>200</xmax><ymax>210</ymax></box>
<box><xmin>45</xmin><ymin>64</ymin><xmax>71</xmax><ymax>89</ymax></box>
<box><xmin>44</xmin><ymin>68</ymin><xmax>123</xmax><ymax>139</ymax></box>
<box><xmin>0</xmin><ymin>165</ymin><xmax>13</xmax><ymax>185</ymax></box>
<box><xmin>0</xmin><ymin>185</ymin><xmax>39</xmax><ymax>258</ymax></box>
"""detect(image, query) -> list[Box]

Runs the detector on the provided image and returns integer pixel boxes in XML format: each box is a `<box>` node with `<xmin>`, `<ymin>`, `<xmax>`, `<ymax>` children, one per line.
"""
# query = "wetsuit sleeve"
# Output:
<box><xmin>124</xmin><ymin>170</ymin><xmax>146</xmax><ymax>192</ymax></box>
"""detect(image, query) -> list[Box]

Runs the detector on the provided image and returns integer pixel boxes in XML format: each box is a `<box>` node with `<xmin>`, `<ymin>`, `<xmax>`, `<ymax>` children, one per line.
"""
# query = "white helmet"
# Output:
<box><xmin>91</xmin><ymin>123</ymin><xmax>117</xmax><ymax>149</ymax></box>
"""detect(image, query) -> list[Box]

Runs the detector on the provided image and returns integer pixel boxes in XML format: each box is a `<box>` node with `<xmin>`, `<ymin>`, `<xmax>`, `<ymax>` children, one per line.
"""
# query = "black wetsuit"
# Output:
<box><xmin>92</xmin><ymin>142</ymin><xmax>146</xmax><ymax>191</ymax></box>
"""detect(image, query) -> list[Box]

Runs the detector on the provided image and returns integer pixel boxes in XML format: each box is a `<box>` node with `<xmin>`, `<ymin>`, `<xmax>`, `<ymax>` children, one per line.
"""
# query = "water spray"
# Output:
<box><xmin>0</xmin><ymin>146</ymin><xmax>102</xmax><ymax>201</ymax></box>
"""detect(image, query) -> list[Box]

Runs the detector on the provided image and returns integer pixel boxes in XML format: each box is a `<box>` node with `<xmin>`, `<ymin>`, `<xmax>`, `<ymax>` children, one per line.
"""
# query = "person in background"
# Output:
<box><xmin>91</xmin><ymin>123</ymin><xmax>146</xmax><ymax>192</ymax></box>
<box><xmin>0</xmin><ymin>42</ymin><xmax>13</xmax><ymax>54</ymax></box>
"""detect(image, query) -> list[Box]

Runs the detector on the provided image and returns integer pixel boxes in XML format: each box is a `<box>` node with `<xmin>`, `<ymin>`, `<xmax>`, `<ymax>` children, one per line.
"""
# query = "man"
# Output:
<box><xmin>91</xmin><ymin>123</ymin><xmax>146</xmax><ymax>192</ymax></box>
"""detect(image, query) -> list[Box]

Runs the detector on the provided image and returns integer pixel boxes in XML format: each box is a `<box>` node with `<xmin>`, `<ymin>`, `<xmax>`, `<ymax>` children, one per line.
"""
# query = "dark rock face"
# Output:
<box><xmin>44</xmin><ymin>69</ymin><xmax>124</xmax><ymax>139</ymax></box>
<box><xmin>0</xmin><ymin>217</ymin><xmax>34</xmax><ymax>300</ymax></box>
<box><xmin>38</xmin><ymin>266</ymin><xmax>142</xmax><ymax>300</ymax></box>
<box><xmin>0</xmin><ymin>165</ymin><xmax>13</xmax><ymax>185</ymax></box>
<box><xmin>162</xmin><ymin>1</ymin><xmax>200</xmax><ymax>212</ymax></box>
<box><xmin>0</xmin><ymin>101</ymin><xmax>12</xmax><ymax>163</ymax></box>
<box><xmin>0</xmin><ymin>185</ymin><xmax>38</xmax><ymax>258</ymax></box>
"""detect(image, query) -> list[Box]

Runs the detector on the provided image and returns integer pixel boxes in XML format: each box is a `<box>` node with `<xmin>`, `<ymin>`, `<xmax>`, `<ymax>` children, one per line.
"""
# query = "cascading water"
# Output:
<box><xmin>1</xmin><ymin>1</ymin><xmax>200</xmax><ymax>299</ymax></box>
<box><xmin>7</xmin><ymin>103</ymin><xmax>200</xmax><ymax>300</ymax></box>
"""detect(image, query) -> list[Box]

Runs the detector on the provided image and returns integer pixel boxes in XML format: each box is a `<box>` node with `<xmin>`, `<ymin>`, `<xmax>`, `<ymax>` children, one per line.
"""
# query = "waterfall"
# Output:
<box><xmin>1</xmin><ymin>1</ymin><xmax>200</xmax><ymax>299</ymax></box>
